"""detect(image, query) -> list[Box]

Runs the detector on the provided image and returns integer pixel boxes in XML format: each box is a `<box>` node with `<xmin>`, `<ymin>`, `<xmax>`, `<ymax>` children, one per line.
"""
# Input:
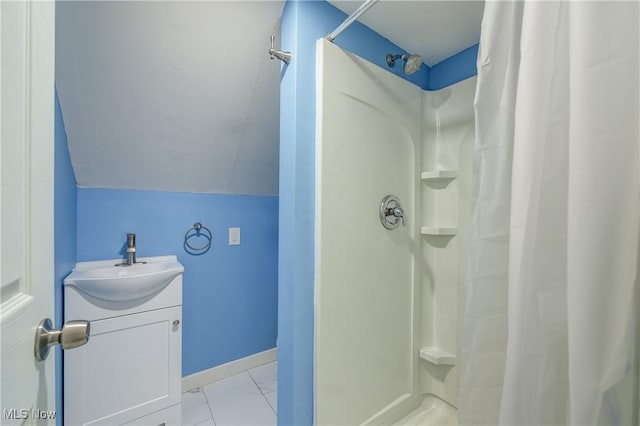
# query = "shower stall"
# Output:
<box><xmin>302</xmin><ymin>1</ymin><xmax>640</xmax><ymax>424</ymax></box>
<box><xmin>314</xmin><ymin>39</ymin><xmax>476</xmax><ymax>424</ymax></box>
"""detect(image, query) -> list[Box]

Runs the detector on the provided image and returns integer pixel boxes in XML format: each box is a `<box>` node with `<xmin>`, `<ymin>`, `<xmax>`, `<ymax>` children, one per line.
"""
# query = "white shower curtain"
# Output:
<box><xmin>460</xmin><ymin>1</ymin><xmax>639</xmax><ymax>425</ymax></box>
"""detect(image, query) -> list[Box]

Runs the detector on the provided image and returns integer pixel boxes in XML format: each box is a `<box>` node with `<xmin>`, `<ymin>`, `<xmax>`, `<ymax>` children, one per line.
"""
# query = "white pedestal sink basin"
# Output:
<box><xmin>64</xmin><ymin>255</ymin><xmax>184</xmax><ymax>302</ymax></box>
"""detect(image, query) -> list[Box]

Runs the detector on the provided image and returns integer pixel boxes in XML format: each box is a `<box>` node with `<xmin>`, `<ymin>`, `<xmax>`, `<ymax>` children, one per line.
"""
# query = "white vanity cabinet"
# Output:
<box><xmin>64</xmin><ymin>256</ymin><xmax>184</xmax><ymax>426</ymax></box>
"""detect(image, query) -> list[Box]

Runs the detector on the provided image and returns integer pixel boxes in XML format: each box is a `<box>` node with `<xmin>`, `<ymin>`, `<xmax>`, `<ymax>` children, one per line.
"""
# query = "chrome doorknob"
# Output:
<box><xmin>35</xmin><ymin>318</ymin><xmax>90</xmax><ymax>361</ymax></box>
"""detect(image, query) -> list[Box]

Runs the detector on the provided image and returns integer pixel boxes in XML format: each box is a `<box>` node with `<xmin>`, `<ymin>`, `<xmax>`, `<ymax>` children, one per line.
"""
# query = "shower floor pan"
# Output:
<box><xmin>395</xmin><ymin>395</ymin><xmax>457</xmax><ymax>426</ymax></box>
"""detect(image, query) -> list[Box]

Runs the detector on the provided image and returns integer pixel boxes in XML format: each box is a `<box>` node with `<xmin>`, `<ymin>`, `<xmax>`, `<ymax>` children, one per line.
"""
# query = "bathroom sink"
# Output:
<box><xmin>64</xmin><ymin>255</ymin><xmax>184</xmax><ymax>302</ymax></box>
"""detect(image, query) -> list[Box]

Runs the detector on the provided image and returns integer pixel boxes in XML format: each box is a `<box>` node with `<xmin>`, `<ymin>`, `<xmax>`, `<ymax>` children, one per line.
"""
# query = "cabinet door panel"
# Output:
<box><xmin>65</xmin><ymin>307</ymin><xmax>182</xmax><ymax>425</ymax></box>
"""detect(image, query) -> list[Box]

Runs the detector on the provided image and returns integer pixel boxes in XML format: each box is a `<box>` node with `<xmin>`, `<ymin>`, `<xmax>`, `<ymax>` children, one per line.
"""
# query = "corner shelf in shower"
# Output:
<box><xmin>419</xmin><ymin>346</ymin><xmax>456</xmax><ymax>366</ymax></box>
<box><xmin>420</xmin><ymin>170</ymin><xmax>458</xmax><ymax>182</ymax></box>
<box><xmin>421</xmin><ymin>226</ymin><xmax>458</xmax><ymax>236</ymax></box>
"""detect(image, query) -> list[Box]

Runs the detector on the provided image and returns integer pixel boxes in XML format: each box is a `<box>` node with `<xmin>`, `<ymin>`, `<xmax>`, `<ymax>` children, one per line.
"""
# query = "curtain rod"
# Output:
<box><xmin>325</xmin><ymin>0</ymin><xmax>380</xmax><ymax>42</ymax></box>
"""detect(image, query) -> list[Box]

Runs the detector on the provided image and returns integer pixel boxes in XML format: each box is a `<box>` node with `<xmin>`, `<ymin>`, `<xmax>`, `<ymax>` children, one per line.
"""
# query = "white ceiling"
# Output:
<box><xmin>56</xmin><ymin>1</ymin><xmax>483</xmax><ymax>196</ymax></box>
<box><xmin>56</xmin><ymin>1</ymin><xmax>285</xmax><ymax>195</ymax></box>
<box><xmin>329</xmin><ymin>0</ymin><xmax>484</xmax><ymax>66</ymax></box>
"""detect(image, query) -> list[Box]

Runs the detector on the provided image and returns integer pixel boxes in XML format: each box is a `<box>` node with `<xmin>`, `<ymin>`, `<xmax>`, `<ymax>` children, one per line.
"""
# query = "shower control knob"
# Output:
<box><xmin>380</xmin><ymin>195</ymin><xmax>407</xmax><ymax>230</ymax></box>
<box><xmin>173</xmin><ymin>320</ymin><xmax>180</xmax><ymax>326</ymax></box>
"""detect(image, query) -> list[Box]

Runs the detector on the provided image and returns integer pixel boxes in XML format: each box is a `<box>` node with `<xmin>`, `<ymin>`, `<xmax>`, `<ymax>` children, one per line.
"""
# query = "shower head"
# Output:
<box><xmin>386</xmin><ymin>53</ymin><xmax>423</xmax><ymax>75</ymax></box>
<box><xmin>403</xmin><ymin>54</ymin><xmax>423</xmax><ymax>74</ymax></box>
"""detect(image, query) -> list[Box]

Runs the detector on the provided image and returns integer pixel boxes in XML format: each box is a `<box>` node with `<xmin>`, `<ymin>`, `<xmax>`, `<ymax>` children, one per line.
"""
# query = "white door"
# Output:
<box><xmin>1</xmin><ymin>0</ymin><xmax>56</xmax><ymax>424</ymax></box>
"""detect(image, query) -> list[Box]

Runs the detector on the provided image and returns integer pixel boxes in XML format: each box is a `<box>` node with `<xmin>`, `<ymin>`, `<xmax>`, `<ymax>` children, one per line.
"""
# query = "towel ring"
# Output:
<box><xmin>184</xmin><ymin>222</ymin><xmax>212</xmax><ymax>252</ymax></box>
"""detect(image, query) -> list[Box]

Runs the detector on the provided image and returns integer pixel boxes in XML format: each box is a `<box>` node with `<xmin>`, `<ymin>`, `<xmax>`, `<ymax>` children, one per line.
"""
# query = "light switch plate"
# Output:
<box><xmin>229</xmin><ymin>227</ymin><xmax>240</xmax><ymax>245</ymax></box>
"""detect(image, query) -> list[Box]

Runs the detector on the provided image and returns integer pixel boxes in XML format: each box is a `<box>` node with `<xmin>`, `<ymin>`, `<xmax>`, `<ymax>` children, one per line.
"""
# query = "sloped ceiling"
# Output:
<box><xmin>57</xmin><ymin>1</ymin><xmax>483</xmax><ymax>196</ymax></box>
<box><xmin>328</xmin><ymin>1</ymin><xmax>484</xmax><ymax>66</ymax></box>
<box><xmin>56</xmin><ymin>1</ymin><xmax>285</xmax><ymax>195</ymax></box>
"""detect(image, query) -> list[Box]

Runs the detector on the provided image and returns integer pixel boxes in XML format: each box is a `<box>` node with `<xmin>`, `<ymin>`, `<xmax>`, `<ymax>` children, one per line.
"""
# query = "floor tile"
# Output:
<box><xmin>203</xmin><ymin>372</ymin><xmax>276</xmax><ymax>426</ymax></box>
<box><xmin>182</xmin><ymin>388</ymin><xmax>213</xmax><ymax>426</ymax></box>
<box><xmin>195</xmin><ymin>418</ymin><xmax>216</xmax><ymax>426</ymax></box>
<box><xmin>264</xmin><ymin>390</ymin><xmax>277</xmax><ymax>415</ymax></box>
<box><xmin>248</xmin><ymin>361</ymin><xmax>278</xmax><ymax>394</ymax></box>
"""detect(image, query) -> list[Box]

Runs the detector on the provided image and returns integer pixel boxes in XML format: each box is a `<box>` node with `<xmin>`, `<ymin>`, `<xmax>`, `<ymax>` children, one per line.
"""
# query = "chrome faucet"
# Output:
<box><xmin>115</xmin><ymin>233</ymin><xmax>146</xmax><ymax>267</ymax></box>
<box><xmin>126</xmin><ymin>233</ymin><xmax>137</xmax><ymax>265</ymax></box>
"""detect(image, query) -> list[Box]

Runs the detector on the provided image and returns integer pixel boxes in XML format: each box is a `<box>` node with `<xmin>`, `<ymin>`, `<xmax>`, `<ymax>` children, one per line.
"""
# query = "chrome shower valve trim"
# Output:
<box><xmin>380</xmin><ymin>195</ymin><xmax>407</xmax><ymax>230</ymax></box>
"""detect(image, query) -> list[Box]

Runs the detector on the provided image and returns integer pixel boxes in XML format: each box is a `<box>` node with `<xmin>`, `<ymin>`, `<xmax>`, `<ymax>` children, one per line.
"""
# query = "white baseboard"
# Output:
<box><xmin>182</xmin><ymin>347</ymin><xmax>278</xmax><ymax>392</ymax></box>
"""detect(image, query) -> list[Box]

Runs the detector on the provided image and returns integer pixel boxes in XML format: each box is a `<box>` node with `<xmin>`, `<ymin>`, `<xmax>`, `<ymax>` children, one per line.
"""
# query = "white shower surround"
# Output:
<box><xmin>314</xmin><ymin>39</ymin><xmax>476</xmax><ymax>424</ymax></box>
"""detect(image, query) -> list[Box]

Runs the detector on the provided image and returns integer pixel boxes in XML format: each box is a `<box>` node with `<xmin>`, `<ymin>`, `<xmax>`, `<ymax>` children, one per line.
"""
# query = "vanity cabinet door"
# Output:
<box><xmin>64</xmin><ymin>306</ymin><xmax>182</xmax><ymax>426</ymax></box>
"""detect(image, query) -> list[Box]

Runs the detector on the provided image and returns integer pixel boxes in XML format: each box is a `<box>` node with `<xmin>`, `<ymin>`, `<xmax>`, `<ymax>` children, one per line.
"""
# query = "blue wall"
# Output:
<box><xmin>277</xmin><ymin>1</ymin><xmax>478</xmax><ymax>424</ymax></box>
<box><xmin>54</xmin><ymin>91</ymin><xmax>77</xmax><ymax>426</ymax></box>
<box><xmin>429</xmin><ymin>44</ymin><xmax>479</xmax><ymax>90</ymax></box>
<box><xmin>76</xmin><ymin>188</ymin><xmax>279</xmax><ymax>375</ymax></box>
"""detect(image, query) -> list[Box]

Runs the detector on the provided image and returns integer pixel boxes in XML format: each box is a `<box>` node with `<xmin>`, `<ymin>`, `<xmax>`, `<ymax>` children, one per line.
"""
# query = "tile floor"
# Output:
<box><xmin>182</xmin><ymin>361</ymin><xmax>277</xmax><ymax>426</ymax></box>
